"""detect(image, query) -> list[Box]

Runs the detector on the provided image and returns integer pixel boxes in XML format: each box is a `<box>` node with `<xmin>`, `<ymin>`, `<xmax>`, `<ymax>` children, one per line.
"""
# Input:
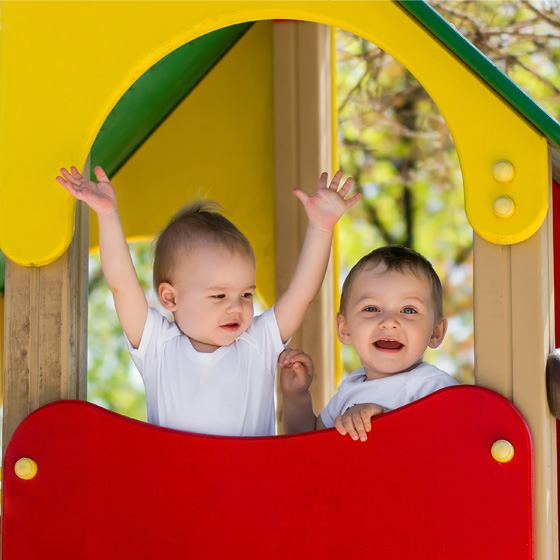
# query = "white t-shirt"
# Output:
<box><xmin>126</xmin><ymin>306</ymin><xmax>286</xmax><ymax>437</ymax></box>
<box><xmin>320</xmin><ymin>361</ymin><xmax>458</xmax><ymax>428</ymax></box>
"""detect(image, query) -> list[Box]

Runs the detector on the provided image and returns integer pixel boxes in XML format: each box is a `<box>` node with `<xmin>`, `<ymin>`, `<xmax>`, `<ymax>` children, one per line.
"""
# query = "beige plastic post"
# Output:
<box><xmin>273</xmin><ymin>21</ymin><xmax>335</xmax><ymax>429</ymax></box>
<box><xmin>474</xmin><ymin>172</ymin><xmax>558</xmax><ymax>560</ymax></box>
<box><xmin>2</xmin><ymin>161</ymin><xmax>89</xmax><ymax>458</ymax></box>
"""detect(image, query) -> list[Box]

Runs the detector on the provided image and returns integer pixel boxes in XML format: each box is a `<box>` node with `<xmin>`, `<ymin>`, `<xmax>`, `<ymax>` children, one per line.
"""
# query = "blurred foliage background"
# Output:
<box><xmin>87</xmin><ymin>0</ymin><xmax>560</xmax><ymax>421</ymax></box>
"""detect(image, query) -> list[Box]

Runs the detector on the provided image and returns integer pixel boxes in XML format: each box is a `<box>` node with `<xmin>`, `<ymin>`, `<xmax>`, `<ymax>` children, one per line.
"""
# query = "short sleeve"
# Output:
<box><xmin>125</xmin><ymin>307</ymin><xmax>179</xmax><ymax>382</ymax></box>
<box><xmin>243</xmin><ymin>305</ymin><xmax>287</xmax><ymax>380</ymax></box>
<box><xmin>319</xmin><ymin>389</ymin><xmax>344</xmax><ymax>429</ymax></box>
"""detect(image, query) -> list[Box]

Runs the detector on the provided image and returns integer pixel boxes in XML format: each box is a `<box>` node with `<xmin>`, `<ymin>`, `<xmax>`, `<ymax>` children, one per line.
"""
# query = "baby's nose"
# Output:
<box><xmin>227</xmin><ymin>298</ymin><xmax>244</xmax><ymax>312</ymax></box>
<box><xmin>379</xmin><ymin>313</ymin><xmax>399</xmax><ymax>328</ymax></box>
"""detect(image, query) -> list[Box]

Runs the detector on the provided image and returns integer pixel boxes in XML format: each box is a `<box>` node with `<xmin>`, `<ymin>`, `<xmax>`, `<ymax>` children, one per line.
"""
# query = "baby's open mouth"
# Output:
<box><xmin>221</xmin><ymin>322</ymin><xmax>240</xmax><ymax>330</ymax></box>
<box><xmin>374</xmin><ymin>339</ymin><xmax>403</xmax><ymax>350</ymax></box>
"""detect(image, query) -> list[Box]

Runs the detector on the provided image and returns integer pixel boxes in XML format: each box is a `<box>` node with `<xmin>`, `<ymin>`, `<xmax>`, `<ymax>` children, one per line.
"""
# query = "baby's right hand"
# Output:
<box><xmin>56</xmin><ymin>166</ymin><xmax>117</xmax><ymax>215</ymax></box>
<box><xmin>334</xmin><ymin>403</ymin><xmax>386</xmax><ymax>442</ymax></box>
<box><xmin>278</xmin><ymin>348</ymin><xmax>314</xmax><ymax>395</ymax></box>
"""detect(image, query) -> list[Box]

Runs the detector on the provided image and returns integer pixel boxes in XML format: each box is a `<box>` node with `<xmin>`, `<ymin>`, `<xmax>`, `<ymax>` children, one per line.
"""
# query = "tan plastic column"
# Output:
<box><xmin>2</xmin><ymin>163</ymin><xmax>89</xmax><ymax>457</ymax></box>
<box><xmin>273</xmin><ymin>21</ymin><xmax>335</xmax><ymax>429</ymax></box>
<box><xmin>474</xmin><ymin>177</ymin><xmax>558</xmax><ymax>560</ymax></box>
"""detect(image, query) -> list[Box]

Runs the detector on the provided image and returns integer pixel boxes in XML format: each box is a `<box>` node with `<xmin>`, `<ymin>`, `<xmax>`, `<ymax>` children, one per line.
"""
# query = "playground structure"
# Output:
<box><xmin>1</xmin><ymin>1</ymin><xmax>560</xmax><ymax>558</ymax></box>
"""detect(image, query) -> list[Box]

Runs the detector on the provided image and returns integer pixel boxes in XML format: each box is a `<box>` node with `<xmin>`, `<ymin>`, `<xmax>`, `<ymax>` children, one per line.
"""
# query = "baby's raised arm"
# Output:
<box><xmin>56</xmin><ymin>166</ymin><xmax>148</xmax><ymax>348</ymax></box>
<box><xmin>274</xmin><ymin>171</ymin><xmax>361</xmax><ymax>343</ymax></box>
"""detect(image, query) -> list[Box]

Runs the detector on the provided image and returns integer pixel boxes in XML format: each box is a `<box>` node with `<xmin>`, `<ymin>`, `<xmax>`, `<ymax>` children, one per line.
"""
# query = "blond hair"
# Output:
<box><xmin>152</xmin><ymin>200</ymin><xmax>254</xmax><ymax>289</ymax></box>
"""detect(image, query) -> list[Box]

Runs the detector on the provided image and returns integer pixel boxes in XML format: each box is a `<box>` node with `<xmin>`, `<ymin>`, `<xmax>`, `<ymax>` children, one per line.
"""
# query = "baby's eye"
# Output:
<box><xmin>363</xmin><ymin>306</ymin><xmax>380</xmax><ymax>313</ymax></box>
<box><xmin>241</xmin><ymin>292</ymin><xmax>254</xmax><ymax>299</ymax></box>
<box><xmin>211</xmin><ymin>294</ymin><xmax>226</xmax><ymax>300</ymax></box>
<box><xmin>401</xmin><ymin>307</ymin><xmax>417</xmax><ymax>314</ymax></box>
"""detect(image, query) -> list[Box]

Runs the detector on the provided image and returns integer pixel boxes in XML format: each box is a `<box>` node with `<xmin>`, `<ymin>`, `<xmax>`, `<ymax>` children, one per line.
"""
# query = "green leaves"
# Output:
<box><xmin>88</xmin><ymin>241</ymin><xmax>155</xmax><ymax>421</ymax></box>
<box><xmin>336</xmin><ymin>1</ymin><xmax>559</xmax><ymax>383</ymax></box>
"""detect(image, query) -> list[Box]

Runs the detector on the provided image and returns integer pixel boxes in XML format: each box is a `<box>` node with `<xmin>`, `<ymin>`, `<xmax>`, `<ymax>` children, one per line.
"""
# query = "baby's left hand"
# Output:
<box><xmin>334</xmin><ymin>403</ymin><xmax>386</xmax><ymax>442</ymax></box>
<box><xmin>278</xmin><ymin>347</ymin><xmax>314</xmax><ymax>395</ymax></box>
<box><xmin>292</xmin><ymin>170</ymin><xmax>361</xmax><ymax>231</ymax></box>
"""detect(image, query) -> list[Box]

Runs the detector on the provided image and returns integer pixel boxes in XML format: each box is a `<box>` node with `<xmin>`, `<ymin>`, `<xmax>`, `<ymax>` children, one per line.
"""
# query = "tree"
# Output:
<box><xmin>335</xmin><ymin>0</ymin><xmax>560</xmax><ymax>382</ymax></box>
<box><xmin>431</xmin><ymin>0</ymin><xmax>560</xmax><ymax>118</ymax></box>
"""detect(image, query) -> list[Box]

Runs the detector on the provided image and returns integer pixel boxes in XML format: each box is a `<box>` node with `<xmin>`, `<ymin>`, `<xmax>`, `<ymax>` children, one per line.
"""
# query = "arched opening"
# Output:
<box><xmin>86</xmin><ymin>21</ymin><xmax>472</xmax><ymax>425</ymax></box>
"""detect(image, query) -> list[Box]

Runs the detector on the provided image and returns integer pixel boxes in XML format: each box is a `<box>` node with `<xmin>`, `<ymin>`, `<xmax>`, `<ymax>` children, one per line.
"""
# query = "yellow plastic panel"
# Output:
<box><xmin>0</xmin><ymin>1</ymin><xmax>548</xmax><ymax>267</ymax></box>
<box><xmin>92</xmin><ymin>22</ymin><xmax>276</xmax><ymax>306</ymax></box>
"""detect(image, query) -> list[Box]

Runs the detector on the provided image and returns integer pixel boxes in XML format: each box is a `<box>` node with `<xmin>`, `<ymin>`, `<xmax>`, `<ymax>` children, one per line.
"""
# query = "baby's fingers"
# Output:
<box><xmin>58</xmin><ymin>167</ymin><xmax>72</xmax><ymax>180</ymax></box>
<box><xmin>337</xmin><ymin>408</ymin><xmax>371</xmax><ymax>442</ymax></box>
<box><xmin>336</xmin><ymin>176</ymin><xmax>354</xmax><ymax>198</ymax></box>
<box><xmin>58</xmin><ymin>166</ymin><xmax>87</xmax><ymax>189</ymax></box>
<box><xmin>336</xmin><ymin>412</ymin><xmax>364</xmax><ymax>441</ymax></box>
<box><xmin>55</xmin><ymin>175</ymin><xmax>67</xmax><ymax>189</ymax></box>
<box><xmin>325</xmin><ymin>169</ymin><xmax>343</xmax><ymax>191</ymax></box>
<box><xmin>358</xmin><ymin>407</ymin><xmax>373</xmax><ymax>438</ymax></box>
<box><xmin>349</xmin><ymin>414</ymin><xmax>369</xmax><ymax>442</ymax></box>
<box><xmin>334</xmin><ymin>415</ymin><xmax>348</xmax><ymax>436</ymax></box>
<box><xmin>56</xmin><ymin>175</ymin><xmax>81</xmax><ymax>197</ymax></box>
<box><xmin>69</xmin><ymin>166</ymin><xmax>82</xmax><ymax>179</ymax></box>
<box><xmin>292</xmin><ymin>361</ymin><xmax>305</xmax><ymax>374</ymax></box>
<box><xmin>93</xmin><ymin>166</ymin><xmax>109</xmax><ymax>183</ymax></box>
<box><xmin>58</xmin><ymin>167</ymin><xmax>78</xmax><ymax>184</ymax></box>
<box><xmin>291</xmin><ymin>188</ymin><xmax>309</xmax><ymax>206</ymax></box>
<box><xmin>344</xmin><ymin>191</ymin><xmax>362</xmax><ymax>210</ymax></box>
<box><xmin>316</xmin><ymin>171</ymin><xmax>329</xmax><ymax>191</ymax></box>
<box><xmin>277</xmin><ymin>347</ymin><xmax>304</xmax><ymax>367</ymax></box>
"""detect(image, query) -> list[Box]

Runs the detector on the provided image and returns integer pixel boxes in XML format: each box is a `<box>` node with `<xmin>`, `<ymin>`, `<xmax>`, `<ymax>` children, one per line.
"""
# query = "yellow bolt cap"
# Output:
<box><xmin>491</xmin><ymin>440</ymin><xmax>514</xmax><ymax>463</ymax></box>
<box><xmin>492</xmin><ymin>160</ymin><xmax>515</xmax><ymax>182</ymax></box>
<box><xmin>493</xmin><ymin>196</ymin><xmax>515</xmax><ymax>218</ymax></box>
<box><xmin>15</xmin><ymin>458</ymin><xmax>38</xmax><ymax>480</ymax></box>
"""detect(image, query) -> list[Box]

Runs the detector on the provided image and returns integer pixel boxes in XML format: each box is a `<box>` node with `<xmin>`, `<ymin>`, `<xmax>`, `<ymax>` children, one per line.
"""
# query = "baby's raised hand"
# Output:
<box><xmin>334</xmin><ymin>403</ymin><xmax>386</xmax><ymax>442</ymax></box>
<box><xmin>56</xmin><ymin>166</ymin><xmax>117</xmax><ymax>215</ymax></box>
<box><xmin>292</xmin><ymin>170</ymin><xmax>361</xmax><ymax>231</ymax></box>
<box><xmin>278</xmin><ymin>348</ymin><xmax>314</xmax><ymax>395</ymax></box>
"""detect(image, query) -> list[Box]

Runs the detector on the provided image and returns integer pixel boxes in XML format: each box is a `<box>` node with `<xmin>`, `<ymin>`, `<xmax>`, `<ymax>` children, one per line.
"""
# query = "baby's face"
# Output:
<box><xmin>337</xmin><ymin>263</ymin><xmax>446</xmax><ymax>380</ymax></box>
<box><xmin>168</xmin><ymin>246</ymin><xmax>256</xmax><ymax>352</ymax></box>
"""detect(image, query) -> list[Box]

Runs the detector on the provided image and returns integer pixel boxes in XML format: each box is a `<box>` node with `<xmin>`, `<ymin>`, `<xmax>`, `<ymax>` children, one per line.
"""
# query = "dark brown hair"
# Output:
<box><xmin>339</xmin><ymin>245</ymin><xmax>444</xmax><ymax>318</ymax></box>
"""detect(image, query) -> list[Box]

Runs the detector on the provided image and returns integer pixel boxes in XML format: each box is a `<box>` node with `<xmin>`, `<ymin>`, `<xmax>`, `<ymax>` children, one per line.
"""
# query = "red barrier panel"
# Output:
<box><xmin>2</xmin><ymin>386</ymin><xmax>533</xmax><ymax>559</ymax></box>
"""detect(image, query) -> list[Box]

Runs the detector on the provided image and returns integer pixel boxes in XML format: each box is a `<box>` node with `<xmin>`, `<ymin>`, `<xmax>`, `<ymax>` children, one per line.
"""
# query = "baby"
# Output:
<box><xmin>279</xmin><ymin>245</ymin><xmax>458</xmax><ymax>441</ymax></box>
<box><xmin>56</xmin><ymin>166</ymin><xmax>360</xmax><ymax>437</ymax></box>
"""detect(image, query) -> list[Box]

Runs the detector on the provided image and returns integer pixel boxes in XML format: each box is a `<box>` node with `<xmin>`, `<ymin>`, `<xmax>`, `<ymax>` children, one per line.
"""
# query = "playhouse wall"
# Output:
<box><xmin>89</xmin><ymin>21</ymin><xmax>277</xmax><ymax>307</ymax></box>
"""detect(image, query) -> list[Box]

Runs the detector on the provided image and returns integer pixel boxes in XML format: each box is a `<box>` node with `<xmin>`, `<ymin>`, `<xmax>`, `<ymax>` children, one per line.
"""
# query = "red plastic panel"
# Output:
<box><xmin>3</xmin><ymin>386</ymin><xmax>533</xmax><ymax>559</ymax></box>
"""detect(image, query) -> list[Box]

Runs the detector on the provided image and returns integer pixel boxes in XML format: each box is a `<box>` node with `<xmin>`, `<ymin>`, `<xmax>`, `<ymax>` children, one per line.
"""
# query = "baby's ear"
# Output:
<box><xmin>428</xmin><ymin>316</ymin><xmax>448</xmax><ymax>349</ymax></box>
<box><xmin>336</xmin><ymin>313</ymin><xmax>352</xmax><ymax>346</ymax></box>
<box><xmin>158</xmin><ymin>282</ymin><xmax>177</xmax><ymax>311</ymax></box>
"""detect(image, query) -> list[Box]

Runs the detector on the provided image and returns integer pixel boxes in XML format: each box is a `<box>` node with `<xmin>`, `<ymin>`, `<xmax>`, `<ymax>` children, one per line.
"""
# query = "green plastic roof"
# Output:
<box><xmin>91</xmin><ymin>22</ymin><xmax>252</xmax><ymax>178</ymax></box>
<box><xmin>0</xmin><ymin>249</ymin><xmax>4</xmax><ymax>293</ymax></box>
<box><xmin>399</xmin><ymin>0</ymin><xmax>560</xmax><ymax>152</ymax></box>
